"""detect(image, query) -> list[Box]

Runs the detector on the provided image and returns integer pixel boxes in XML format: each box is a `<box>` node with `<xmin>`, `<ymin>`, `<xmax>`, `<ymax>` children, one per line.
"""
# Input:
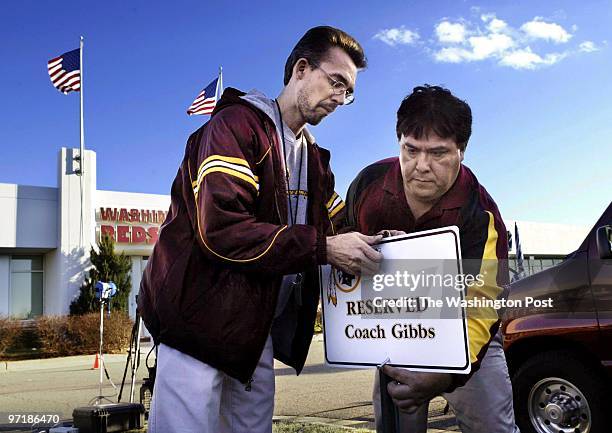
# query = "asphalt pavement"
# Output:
<box><xmin>0</xmin><ymin>337</ymin><xmax>460</xmax><ymax>432</ymax></box>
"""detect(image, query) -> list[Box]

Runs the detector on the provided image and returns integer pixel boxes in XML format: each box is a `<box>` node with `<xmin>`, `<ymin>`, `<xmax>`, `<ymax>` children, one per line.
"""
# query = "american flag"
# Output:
<box><xmin>47</xmin><ymin>48</ymin><xmax>81</xmax><ymax>94</ymax></box>
<box><xmin>187</xmin><ymin>77</ymin><xmax>219</xmax><ymax>116</ymax></box>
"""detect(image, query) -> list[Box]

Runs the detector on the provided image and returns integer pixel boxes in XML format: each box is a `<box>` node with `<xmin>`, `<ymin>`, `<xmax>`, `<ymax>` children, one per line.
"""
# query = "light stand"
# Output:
<box><xmin>71</xmin><ymin>282</ymin><xmax>146</xmax><ymax>433</ymax></box>
<box><xmin>91</xmin><ymin>281</ymin><xmax>117</xmax><ymax>406</ymax></box>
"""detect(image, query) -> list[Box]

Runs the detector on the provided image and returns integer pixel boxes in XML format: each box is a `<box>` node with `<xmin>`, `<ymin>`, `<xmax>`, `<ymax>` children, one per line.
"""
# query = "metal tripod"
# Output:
<box><xmin>91</xmin><ymin>297</ymin><xmax>118</xmax><ymax>405</ymax></box>
<box><xmin>118</xmin><ymin>309</ymin><xmax>144</xmax><ymax>403</ymax></box>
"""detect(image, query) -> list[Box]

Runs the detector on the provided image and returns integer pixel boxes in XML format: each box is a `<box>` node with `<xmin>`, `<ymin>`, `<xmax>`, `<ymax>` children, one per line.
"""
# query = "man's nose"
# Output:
<box><xmin>415</xmin><ymin>151</ymin><xmax>431</xmax><ymax>172</ymax></box>
<box><xmin>330</xmin><ymin>92</ymin><xmax>345</xmax><ymax>105</ymax></box>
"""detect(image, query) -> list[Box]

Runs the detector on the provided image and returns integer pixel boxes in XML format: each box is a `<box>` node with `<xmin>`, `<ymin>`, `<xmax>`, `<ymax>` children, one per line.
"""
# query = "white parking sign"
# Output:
<box><xmin>321</xmin><ymin>226</ymin><xmax>471</xmax><ymax>374</ymax></box>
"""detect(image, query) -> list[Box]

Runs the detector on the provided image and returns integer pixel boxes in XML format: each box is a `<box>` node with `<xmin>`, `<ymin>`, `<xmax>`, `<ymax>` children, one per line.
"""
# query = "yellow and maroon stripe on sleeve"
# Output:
<box><xmin>465</xmin><ymin>210</ymin><xmax>504</xmax><ymax>364</ymax></box>
<box><xmin>326</xmin><ymin>192</ymin><xmax>345</xmax><ymax>218</ymax></box>
<box><xmin>192</xmin><ymin>155</ymin><xmax>259</xmax><ymax>198</ymax></box>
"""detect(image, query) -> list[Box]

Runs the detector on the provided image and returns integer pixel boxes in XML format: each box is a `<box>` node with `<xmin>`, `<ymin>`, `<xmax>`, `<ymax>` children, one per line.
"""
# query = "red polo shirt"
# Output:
<box><xmin>345</xmin><ymin>157</ymin><xmax>509</xmax><ymax>387</ymax></box>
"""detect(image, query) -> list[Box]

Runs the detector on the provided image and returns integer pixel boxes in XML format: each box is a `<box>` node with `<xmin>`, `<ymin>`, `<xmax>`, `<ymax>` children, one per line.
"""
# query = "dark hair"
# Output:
<box><xmin>284</xmin><ymin>26</ymin><xmax>367</xmax><ymax>85</ymax></box>
<box><xmin>396</xmin><ymin>85</ymin><xmax>472</xmax><ymax>151</ymax></box>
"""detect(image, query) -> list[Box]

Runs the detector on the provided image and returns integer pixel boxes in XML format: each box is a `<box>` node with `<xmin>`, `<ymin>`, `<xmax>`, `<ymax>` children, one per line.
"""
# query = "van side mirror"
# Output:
<box><xmin>596</xmin><ymin>225</ymin><xmax>612</xmax><ymax>259</ymax></box>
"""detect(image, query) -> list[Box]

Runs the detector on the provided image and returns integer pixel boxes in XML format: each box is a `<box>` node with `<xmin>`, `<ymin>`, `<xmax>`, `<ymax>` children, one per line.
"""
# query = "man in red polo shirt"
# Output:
<box><xmin>345</xmin><ymin>85</ymin><xmax>519</xmax><ymax>432</ymax></box>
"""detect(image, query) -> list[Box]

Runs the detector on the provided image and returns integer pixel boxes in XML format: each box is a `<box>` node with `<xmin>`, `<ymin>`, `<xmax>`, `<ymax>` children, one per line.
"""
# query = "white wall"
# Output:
<box><xmin>0</xmin><ymin>256</ymin><xmax>9</xmax><ymax>316</ymax></box>
<box><xmin>96</xmin><ymin>190</ymin><xmax>170</xmax><ymax>210</ymax></box>
<box><xmin>129</xmin><ymin>256</ymin><xmax>143</xmax><ymax>318</ymax></box>
<box><xmin>0</xmin><ymin>184</ymin><xmax>57</xmax><ymax>249</ymax></box>
<box><xmin>507</xmin><ymin>220</ymin><xmax>590</xmax><ymax>256</ymax></box>
<box><xmin>45</xmin><ymin>148</ymin><xmax>97</xmax><ymax>315</ymax></box>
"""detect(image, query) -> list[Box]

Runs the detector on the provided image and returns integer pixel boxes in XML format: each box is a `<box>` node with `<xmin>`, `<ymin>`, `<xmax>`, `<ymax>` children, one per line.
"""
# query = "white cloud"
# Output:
<box><xmin>543</xmin><ymin>52</ymin><xmax>568</xmax><ymax>64</ymax></box>
<box><xmin>433</xmin><ymin>24</ymin><xmax>514</xmax><ymax>63</ymax></box>
<box><xmin>579</xmin><ymin>41</ymin><xmax>598</xmax><ymax>52</ymax></box>
<box><xmin>499</xmin><ymin>48</ymin><xmax>543</xmax><ymax>69</ymax></box>
<box><xmin>469</xmin><ymin>33</ymin><xmax>515</xmax><ymax>59</ymax></box>
<box><xmin>499</xmin><ymin>47</ymin><xmax>566</xmax><ymax>70</ymax></box>
<box><xmin>373</xmin><ymin>26</ymin><xmax>420</xmax><ymax>46</ymax></box>
<box><xmin>488</xmin><ymin>18</ymin><xmax>508</xmax><ymax>33</ymax></box>
<box><xmin>480</xmin><ymin>13</ymin><xmax>508</xmax><ymax>33</ymax></box>
<box><xmin>375</xmin><ymin>12</ymin><xmax>596</xmax><ymax>71</ymax></box>
<box><xmin>520</xmin><ymin>17</ymin><xmax>572</xmax><ymax>43</ymax></box>
<box><xmin>435</xmin><ymin>21</ymin><xmax>467</xmax><ymax>44</ymax></box>
<box><xmin>434</xmin><ymin>47</ymin><xmax>473</xmax><ymax>63</ymax></box>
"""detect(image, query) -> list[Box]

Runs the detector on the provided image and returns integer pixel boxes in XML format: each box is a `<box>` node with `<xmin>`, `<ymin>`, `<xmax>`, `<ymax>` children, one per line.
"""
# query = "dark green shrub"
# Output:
<box><xmin>70</xmin><ymin>235</ymin><xmax>132</xmax><ymax>315</ymax></box>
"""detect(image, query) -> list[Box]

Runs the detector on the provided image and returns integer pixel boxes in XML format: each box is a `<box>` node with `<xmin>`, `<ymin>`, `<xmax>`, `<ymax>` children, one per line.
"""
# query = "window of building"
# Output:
<box><xmin>10</xmin><ymin>256</ymin><xmax>43</xmax><ymax>319</ymax></box>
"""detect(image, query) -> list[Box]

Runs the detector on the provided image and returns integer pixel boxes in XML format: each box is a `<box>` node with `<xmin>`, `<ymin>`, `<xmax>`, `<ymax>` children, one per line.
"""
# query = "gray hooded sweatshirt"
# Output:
<box><xmin>241</xmin><ymin>89</ymin><xmax>312</xmax><ymax>318</ymax></box>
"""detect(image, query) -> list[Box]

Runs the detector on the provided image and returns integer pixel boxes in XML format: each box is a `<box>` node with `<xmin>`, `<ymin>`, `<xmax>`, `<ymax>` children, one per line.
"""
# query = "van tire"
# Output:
<box><xmin>512</xmin><ymin>350</ymin><xmax>608</xmax><ymax>433</ymax></box>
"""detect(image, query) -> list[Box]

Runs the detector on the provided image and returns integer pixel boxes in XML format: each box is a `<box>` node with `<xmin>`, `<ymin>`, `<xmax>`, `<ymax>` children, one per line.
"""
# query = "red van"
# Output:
<box><xmin>503</xmin><ymin>202</ymin><xmax>612</xmax><ymax>433</ymax></box>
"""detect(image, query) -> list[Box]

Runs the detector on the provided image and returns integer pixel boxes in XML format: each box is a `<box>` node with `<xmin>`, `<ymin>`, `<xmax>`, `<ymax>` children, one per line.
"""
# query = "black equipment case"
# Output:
<box><xmin>72</xmin><ymin>402</ymin><xmax>145</xmax><ymax>433</ymax></box>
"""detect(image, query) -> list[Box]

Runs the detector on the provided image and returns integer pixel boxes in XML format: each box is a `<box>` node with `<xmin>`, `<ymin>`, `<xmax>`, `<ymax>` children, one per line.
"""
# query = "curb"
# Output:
<box><xmin>0</xmin><ymin>351</ymin><xmax>156</xmax><ymax>373</ymax></box>
<box><xmin>273</xmin><ymin>416</ymin><xmax>457</xmax><ymax>432</ymax></box>
<box><xmin>273</xmin><ymin>415</ymin><xmax>372</xmax><ymax>430</ymax></box>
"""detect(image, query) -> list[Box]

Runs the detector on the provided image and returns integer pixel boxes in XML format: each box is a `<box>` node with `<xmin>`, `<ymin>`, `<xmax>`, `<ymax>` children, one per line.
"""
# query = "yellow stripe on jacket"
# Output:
<box><xmin>326</xmin><ymin>192</ymin><xmax>345</xmax><ymax>218</ymax></box>
<box><xmin>193</xmin><ymin>155</ymin><xmax>259</xmax><ymax>197</ymax></box>
<box><xmin>466</xmin><ymin>210</ymin><xmax>502</xmax><ymax>364</ymax></box>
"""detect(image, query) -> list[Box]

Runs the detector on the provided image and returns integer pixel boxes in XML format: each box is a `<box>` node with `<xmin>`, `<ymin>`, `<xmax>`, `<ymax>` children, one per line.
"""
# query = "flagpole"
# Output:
<box><xmin>217</xmin><ymin>66</ymin><xmax>223</xmax><ymax>98</ymax></box>
<box><xmin>79</xmin><ymin>36</ymin><xmax>85</xmax><ymax>175</ymax></box>
<box><xmin>79</xmin><ymin>36</ymin><xmax>85</xmax><ymax>247</ymax></box>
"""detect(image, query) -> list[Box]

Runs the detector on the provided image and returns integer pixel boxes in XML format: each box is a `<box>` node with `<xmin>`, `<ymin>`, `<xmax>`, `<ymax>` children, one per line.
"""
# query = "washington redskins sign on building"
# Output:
<box><xmin>97</xmin><ymin>207</ymin><xmax>168</xmax><ymax>245</ymax></box>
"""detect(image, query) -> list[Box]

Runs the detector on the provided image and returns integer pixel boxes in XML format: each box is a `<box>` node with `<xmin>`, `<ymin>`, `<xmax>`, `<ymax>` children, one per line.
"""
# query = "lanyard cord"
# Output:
<box><xmin>275</xmin><ymin>99</ymin><xmax>304</xmax><ymax>225</ymax></box>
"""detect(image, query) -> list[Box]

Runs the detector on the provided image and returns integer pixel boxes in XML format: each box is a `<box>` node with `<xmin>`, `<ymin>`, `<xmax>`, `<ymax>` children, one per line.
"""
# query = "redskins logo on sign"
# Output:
<box><xmin>332</xmin><ymin>267</ymin><xmax>361</xmax><ymax>293</ymax></box>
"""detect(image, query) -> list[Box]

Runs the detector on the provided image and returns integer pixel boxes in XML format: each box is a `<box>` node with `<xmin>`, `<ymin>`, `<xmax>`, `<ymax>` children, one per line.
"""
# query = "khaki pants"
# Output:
<box><xmin>148</xmin><ymin>336</ymin><xmax>275</xmax><ymax>433</ymax></box>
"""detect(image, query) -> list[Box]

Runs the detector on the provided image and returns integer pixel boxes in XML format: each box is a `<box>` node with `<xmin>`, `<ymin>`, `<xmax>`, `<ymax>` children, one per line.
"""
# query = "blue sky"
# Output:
<box><xmin>2</xmin><ymin>1</ymin><xmax>610</xmax><ymax>226</ymax></box>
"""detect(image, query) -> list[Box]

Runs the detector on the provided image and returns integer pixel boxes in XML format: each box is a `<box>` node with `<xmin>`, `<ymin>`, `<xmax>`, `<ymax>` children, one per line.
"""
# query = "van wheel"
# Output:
<box><xmin>512</xmin><ymin>351</ymin><xmax>607</xmax><ymax>433</ymax></box>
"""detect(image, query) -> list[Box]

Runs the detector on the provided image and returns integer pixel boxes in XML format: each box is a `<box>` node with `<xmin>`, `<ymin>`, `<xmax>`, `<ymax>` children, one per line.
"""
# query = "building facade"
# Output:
<box><xmin>0</xmin><ymin>148</ymin><xmax>169</xmax><ymax>320</ymax></box>
<box><xmin>0</xmin><ymin>148</ymin><xmax>592</xmax><ymax>320</ymax></box>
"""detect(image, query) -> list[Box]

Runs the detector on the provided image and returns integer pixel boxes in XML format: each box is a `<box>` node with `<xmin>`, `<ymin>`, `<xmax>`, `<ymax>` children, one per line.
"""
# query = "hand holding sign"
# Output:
<box><xmin>327</xmin><ymin>232</ymin><xmax>383</xmax><ymax>275</ymax></box>
<box><xmin>382</xmin><ymin>365</ymin><xmax>452</xmax><ymax>414</ymax></box>
<box><xmin>377</xmin><ymin>230</ymin><xmax>407</xmax><ymax>238</ymax></box>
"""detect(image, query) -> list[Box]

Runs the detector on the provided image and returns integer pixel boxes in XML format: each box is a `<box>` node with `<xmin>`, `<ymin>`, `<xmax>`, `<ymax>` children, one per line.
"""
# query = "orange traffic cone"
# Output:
<box><xmin>92</xmin><ymin>353</ymin><xmax>99</xmax><ymax>370</ymax></box>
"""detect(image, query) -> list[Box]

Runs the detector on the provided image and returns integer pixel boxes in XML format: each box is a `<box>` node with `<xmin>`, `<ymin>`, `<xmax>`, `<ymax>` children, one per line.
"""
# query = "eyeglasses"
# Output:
<box><xmin>312</xmin><ymin>63</ymin><xmax>355</xmax><ymax>105</ymax></box>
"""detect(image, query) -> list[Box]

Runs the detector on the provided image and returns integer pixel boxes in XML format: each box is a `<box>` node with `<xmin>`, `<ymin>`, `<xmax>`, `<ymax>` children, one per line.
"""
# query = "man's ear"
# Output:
<box><xmin>293</xmin><ymin>58</ymin><xmax>310</xmax><ymax>80</ymax></box>
<box><xmin>459</xmin><ymin>149</ymin><xmax>465</xmax><ymax>162</ymax></box>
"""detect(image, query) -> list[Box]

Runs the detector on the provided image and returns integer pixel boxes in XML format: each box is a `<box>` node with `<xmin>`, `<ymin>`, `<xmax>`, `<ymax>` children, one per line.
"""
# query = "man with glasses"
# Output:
<box><xmin>344</xmin><ymin>85</ymin><xmax>519</xmax><ymax>432</ymax></box>
<box><xmin>138</xmin><ymin>26</ymin><xmax>383</xmax><ymax>433</ymax></box>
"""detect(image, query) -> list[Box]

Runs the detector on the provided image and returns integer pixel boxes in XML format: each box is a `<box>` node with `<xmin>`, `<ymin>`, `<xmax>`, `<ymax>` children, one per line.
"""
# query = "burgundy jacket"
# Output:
<box><xmin>345</xmin><ymin>157</ymin><xmax>509</xmax><ymax>389</ymax></box>
<box><xmin>138</xmin><ymin>88</ymin><xmax>345</xmax><ymax>383</ymax></box>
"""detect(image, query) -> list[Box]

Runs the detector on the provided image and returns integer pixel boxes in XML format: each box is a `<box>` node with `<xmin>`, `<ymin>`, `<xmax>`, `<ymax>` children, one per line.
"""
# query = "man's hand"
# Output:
<box><xmin>382</xmin><ymin>366</ymin><xmax>452</xmax><ymax>414</ymax></box>
<box><xmin>377</xmin><ymin>230</ymin><xmax>407</xmax><ymax>237</ymax></box>
<box><xmin>327</xmin><ymin>232</ymin><xmax>383</xmax><ymax>276</ymax></box>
